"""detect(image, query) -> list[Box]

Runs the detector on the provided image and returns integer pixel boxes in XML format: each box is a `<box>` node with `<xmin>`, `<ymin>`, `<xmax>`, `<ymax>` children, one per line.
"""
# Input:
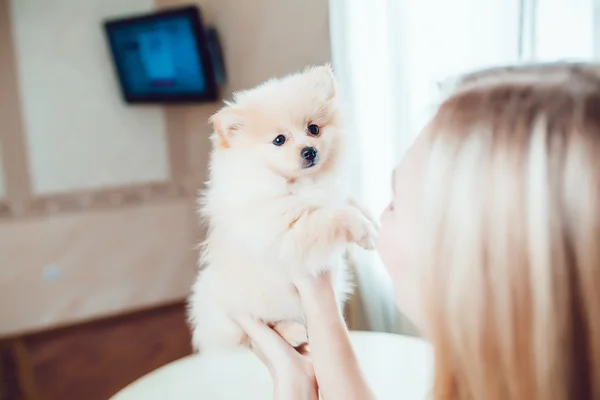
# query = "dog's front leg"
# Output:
<box><xmin>279</xmin><ymin>204</ymin><xmax>378</xmax><ymax>276</ymax></box>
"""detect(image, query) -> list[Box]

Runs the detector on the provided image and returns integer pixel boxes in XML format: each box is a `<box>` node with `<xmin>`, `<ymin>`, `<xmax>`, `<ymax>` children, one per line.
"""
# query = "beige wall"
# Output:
<box><xmin>11</xmin><ymin>0</ymin><xmax>170</xmax><ymax>195</ymax></box>
<box><xmin>0</xmin><ymin>0</ymin><xmax>330</xmax><ymax>337</ymax></box>
<box><xmin>204</xmin><ymin>0</ymin><xmax>331</xmax><ymax>95</ymax></box>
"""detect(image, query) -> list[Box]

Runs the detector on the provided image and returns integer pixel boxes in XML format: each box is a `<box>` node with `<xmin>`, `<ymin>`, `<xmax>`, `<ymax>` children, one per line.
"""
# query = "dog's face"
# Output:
<box><xmin>210</xmin><ymin>65</ymin><xmax>342</xmax><ymax>179</ymax></box>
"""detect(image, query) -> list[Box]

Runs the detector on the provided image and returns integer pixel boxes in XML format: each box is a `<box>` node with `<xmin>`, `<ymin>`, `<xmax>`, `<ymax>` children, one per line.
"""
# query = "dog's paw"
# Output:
<box><xmin>272</xmin><ymin>320</ymin><xmax>308</xmax><ymax>348</ymax></box>
<box><xmin>347</xmin><ymin>197</ymin><xmax>381</xmax><ymax>230</ymax></box>
<box><xmin>353</xmin><ymin>216</ymin><xmax>378</xmax><ymax>250</ymax></box>
<box><xmin>356</xmin><ymin>221</ymin><xmax>378</xmax><ymax>250</ymax></box>
<box><xmin>338</xmin><ymin>206</ymin><xmax>378</xmax><ymax>250</ymax></box>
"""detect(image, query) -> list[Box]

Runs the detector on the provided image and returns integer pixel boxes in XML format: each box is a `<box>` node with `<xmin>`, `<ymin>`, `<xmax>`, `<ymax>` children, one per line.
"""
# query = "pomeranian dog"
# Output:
<box><xmin>187</xmin><ymin>65</ymin><xmax>378</xmax><ymax>352</ymax></box>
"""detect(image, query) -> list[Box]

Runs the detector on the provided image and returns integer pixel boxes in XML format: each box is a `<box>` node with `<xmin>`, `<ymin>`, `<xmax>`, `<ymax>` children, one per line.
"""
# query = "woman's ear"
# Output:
<box><xmin>209</xmin><ymin>106</ymin><xmax>245</xmax><ymax>148</ymax></box>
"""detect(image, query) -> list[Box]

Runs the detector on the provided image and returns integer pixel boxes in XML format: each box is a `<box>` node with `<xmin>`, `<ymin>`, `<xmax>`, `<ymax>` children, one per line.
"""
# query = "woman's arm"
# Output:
<box><xmin>295</xmin><ymin>272</ymin><xmax>376</xmax><ymax>400</ymax></box>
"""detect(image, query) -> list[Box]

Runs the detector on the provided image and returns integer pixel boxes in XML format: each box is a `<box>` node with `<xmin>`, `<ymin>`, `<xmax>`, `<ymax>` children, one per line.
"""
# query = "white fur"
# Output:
<box><xmin>187</xmin><ymin>65</ymin><xmax>377</xmax><ymax>352</ymax></box>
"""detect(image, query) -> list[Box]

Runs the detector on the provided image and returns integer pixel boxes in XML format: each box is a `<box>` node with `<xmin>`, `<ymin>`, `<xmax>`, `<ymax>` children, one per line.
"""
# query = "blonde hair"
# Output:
<box><xmin>419</xmin><ymin>63</ymin><xmax>600</xmax><ymax>400</ymax></box>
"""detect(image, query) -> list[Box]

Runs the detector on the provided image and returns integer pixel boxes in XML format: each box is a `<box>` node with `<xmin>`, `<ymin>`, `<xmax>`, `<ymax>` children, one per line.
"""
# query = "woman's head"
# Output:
<box><xmin>377</xmin><ymin>63</ymin><xmax>600</xmax><ymax>399</ymax></box>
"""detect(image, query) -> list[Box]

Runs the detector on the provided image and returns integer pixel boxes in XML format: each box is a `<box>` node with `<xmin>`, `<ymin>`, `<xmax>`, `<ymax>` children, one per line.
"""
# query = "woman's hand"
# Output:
<box><xmin>236</xmin><ymin>270</ymin><xmax>375</xmax><ymax>400</ymax></box>
<box><xmin>235</xmin><ymin>316</ymin><xmax>318</xmax><ymax>400</ymax></box>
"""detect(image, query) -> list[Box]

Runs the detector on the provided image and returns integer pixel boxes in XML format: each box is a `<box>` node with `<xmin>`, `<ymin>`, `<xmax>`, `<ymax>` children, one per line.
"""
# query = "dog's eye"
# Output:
<box><xmin>307</xmin><ymin>124</ymin><xmax>319</xmax><ymax>136</ymax></box>
<box><xmin>273</xmin><ymin>135</ymin><xmax>286</xmax><ymax>146</ymax></box>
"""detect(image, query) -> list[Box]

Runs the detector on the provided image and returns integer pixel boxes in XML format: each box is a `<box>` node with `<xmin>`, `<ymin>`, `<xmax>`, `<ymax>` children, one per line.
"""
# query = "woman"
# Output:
<box><xmin>236</xmin><ymin>63</ymin><xmax>600</xmax><ymax>399</ymax></box>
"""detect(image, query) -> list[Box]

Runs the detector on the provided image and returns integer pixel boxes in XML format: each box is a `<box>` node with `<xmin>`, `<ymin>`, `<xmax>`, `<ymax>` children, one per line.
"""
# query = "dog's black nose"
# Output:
<box><xmin>301</xmin><ymin>147</ymin><xmax>317</xmax><ymax>161</ymax></box>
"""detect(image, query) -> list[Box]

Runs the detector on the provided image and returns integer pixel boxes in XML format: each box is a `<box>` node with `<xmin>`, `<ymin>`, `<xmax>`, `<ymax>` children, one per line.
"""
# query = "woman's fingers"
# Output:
<box><xmin>248</xmin><ymin>339</ymin><xmax>271</xmax><ymax>366</ymax></box>
<box><xmin>235</xmin><ymin>316</ymin><xmax>318</xmax><ymax>398</ymax></box>
<box><xmin>293</xmin><ymin>269</ymin><xmax>334</xmax><ymax>292</ymax></box>
<box><xmin>297</xmin><ymin>343</ymin><xmax>311</xmax><ymax>356</ymax></box>
<box><xmin>235</xmin><ymin>316</ymin><xmax>315</xmax><ymax>380</ymax></box>
<box><xmin>236</xmin><ymin>316</ymin><xmax>286</xmax><ymax>347</ymax></box>
<box><xmin>234</xmin><ymin>316</ymin><xmax>297</xmax><ymax>361</ymax></box>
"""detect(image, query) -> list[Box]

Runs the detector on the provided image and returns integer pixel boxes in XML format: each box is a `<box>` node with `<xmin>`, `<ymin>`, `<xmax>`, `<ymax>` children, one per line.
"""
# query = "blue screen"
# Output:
<box><xmin>107</xmin><ymin>14</ymin><xmax>207</xmax><ymax>98</ymax></box>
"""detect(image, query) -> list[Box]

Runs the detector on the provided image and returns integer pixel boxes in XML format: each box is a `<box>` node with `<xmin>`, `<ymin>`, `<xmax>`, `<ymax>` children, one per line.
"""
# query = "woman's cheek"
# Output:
<box><xmin>376</xmin><ymin>214</ymin><xmax>400</xmax><ymax>276</ymax></box>
<box><xmin>377</xmin><ymin>210</ymin><xmax>414</xmax><ymax>284</ymax></box>
<box><xmin>376</xmin><ymin>215</ymin><xmax>422</xmax><ymax>326</ymax></box>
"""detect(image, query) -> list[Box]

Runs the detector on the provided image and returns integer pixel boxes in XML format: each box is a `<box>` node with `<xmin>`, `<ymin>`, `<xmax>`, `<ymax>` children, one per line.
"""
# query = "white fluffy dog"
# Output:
<box><xmin>187</xmin><ymin>65</ymin><xmax>377</xmax><ymax>351</ymax></box>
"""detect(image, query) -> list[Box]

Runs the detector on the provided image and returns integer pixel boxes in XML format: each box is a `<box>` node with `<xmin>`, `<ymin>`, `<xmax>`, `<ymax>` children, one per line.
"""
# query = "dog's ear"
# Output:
<box><xmin>209</xmin><ymin>106</ymin><xmax>244</xmax><ymax>148</ymax></box>
<box><xmin>311</xmin><ymin>64</ymin><xmax>337</xmax><ymax>101</ymax></box>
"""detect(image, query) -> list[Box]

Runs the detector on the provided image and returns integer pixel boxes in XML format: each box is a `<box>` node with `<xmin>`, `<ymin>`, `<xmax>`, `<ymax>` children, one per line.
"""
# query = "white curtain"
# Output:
<box><xmin>330</xmin><ymin>0</ymin><xmax>600</xmax><ymax>335</ymax></box>
<box><xmin>521</xmin><ymin>0</ymin><xmax>599</xmax><ymax>61</ymax></box>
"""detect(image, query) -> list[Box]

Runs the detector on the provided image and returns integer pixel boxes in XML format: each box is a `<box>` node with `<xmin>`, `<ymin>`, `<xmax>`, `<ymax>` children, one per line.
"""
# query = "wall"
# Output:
<box><xmin>0</xmin><ymin>0</ymin><xmax>331</xmax><ymax>337</ymax></box>
<box><xmin>201</xmin><ymin>0</ymin><xmax>331</xmax><ymax>95</ymax></box>
<box><xmin>12</xmin><ymin>0</ymin><xmax>169</xmax><ymax>195</ymax></box>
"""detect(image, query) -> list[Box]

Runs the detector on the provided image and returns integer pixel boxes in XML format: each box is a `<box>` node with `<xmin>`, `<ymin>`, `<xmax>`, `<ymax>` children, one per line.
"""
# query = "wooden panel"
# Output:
<box><xmin>0</xmin><ymin>199</ymin><xmax>198</xmax><ymax>337</ymax></box>
<box><xmin>24</xmin><ymin>303</ymin><xmax>192</xmax><ymax>400</ymax></box>
<box><xmin>0</xmin><ymin>341</ymin><xmax>25</xmax><ymax>400</ymax></box>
